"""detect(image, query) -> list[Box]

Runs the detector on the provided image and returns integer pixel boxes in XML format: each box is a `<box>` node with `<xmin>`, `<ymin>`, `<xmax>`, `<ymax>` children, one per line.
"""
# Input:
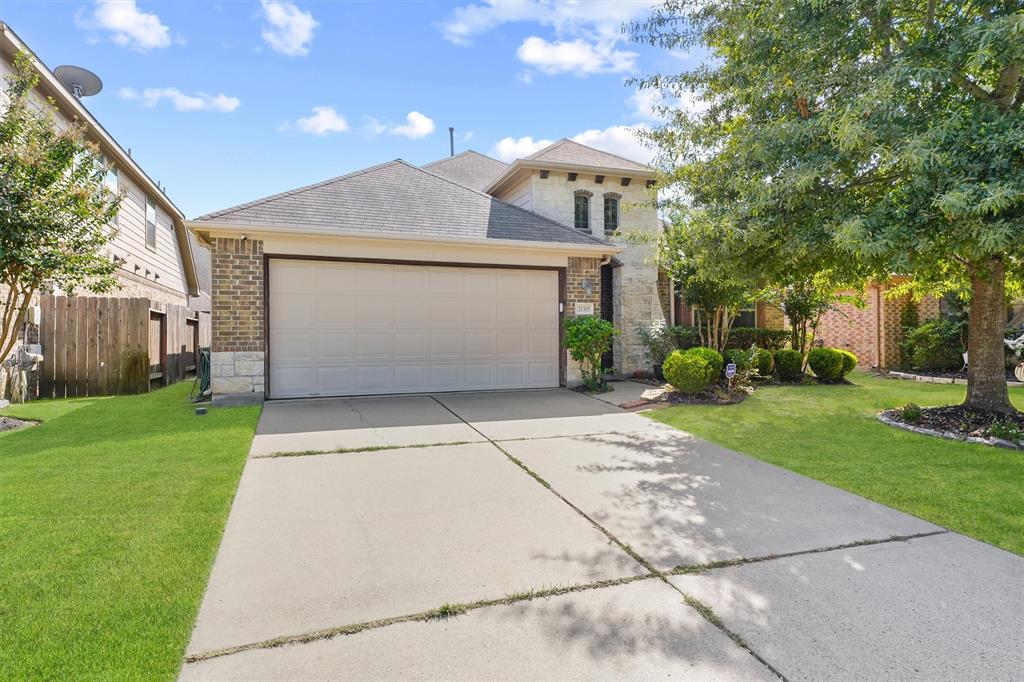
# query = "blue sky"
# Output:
<box><xmin>4</xmin><ymin>1</ymin><xmax>694</xmax><ymax>217</ymax></box>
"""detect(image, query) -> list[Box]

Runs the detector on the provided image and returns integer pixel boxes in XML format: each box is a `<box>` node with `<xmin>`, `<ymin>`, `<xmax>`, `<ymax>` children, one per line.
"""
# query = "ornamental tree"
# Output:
<box><xmin>633</xmin><ymin>1</ymin><xmax>1024</xmax><ymax>413</ymax></box>
<box><xmin>0</xmin><ymin>52</ymin><xmax>120</xmax><ymax>366</ymax></box>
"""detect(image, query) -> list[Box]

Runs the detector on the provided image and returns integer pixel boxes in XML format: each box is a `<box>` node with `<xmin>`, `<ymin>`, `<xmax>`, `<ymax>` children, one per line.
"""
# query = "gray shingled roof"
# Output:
<box><xmin>525</xmin><ymin>139</ymin><xmax>652</xmax><ymax>173</ymax></box>
<box><xmin>193</xmin><ymin>159</ymin><xmax>608</xmax><ymax>247</ymax></box>
<box><xmin>421</xmin><ymin>150</ymin><xmax>508</xmax><ymax>191</ymax></box>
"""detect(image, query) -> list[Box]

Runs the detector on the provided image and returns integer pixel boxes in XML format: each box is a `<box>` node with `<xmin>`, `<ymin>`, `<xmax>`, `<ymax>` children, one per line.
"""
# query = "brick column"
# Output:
<box><xmin>210</xmin><ymin>238</ymin><xmax>264</xmax><ymax>401</ymax></box>
<box><xmin>565</xmin><ymin>257</ymin><xmax>602</xmax><ymax>386</ymax></box>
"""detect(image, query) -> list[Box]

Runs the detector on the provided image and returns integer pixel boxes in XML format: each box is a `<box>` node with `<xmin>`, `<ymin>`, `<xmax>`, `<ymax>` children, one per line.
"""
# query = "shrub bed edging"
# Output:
<box><xmin>877</xmin><ymin>410</ymin><xmax>1022</xmax><ymax>450</ymax></box>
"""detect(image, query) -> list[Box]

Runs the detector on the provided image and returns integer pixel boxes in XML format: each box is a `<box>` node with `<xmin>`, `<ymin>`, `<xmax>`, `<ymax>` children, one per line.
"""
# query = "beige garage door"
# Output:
<box><xmin>268</xmin><ymin>259</ymin><xmax>560</xmax><ymax>398</ymax></box>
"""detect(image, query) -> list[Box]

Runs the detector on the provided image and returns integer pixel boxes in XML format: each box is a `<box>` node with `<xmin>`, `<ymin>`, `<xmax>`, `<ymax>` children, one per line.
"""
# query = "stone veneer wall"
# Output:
<box><xmin>210</xmin><ymin>238</ymin><xmax>265</xmax><ymax>398</ymax></box>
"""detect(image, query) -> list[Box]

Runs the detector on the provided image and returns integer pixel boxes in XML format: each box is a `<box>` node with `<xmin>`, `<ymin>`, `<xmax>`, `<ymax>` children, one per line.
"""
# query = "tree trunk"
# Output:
<box><xmin>965</xmin><ymin>258</ymin><xmax>1013</xmax><ymax>413</ymax></box>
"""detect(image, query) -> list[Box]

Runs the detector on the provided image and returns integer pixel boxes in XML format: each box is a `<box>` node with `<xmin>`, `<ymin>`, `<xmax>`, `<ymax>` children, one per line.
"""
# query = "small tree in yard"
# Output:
<box><xmin>0</xmin><ymin>52</ymin><xmax>120</xmax><ymax>371</ymax></box>
<box><xmin>564</xmin><ymin>316</ymin><xmax>618</xmax><ymax>391</ymax></box>
<box><xmin>633</xmin><ymin>1</ymin><xmax>1024</xmax><ymax>414</ymax></box>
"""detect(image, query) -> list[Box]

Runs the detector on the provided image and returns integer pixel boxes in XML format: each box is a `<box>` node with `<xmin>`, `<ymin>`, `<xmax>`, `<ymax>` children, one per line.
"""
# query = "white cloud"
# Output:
<box><xmin>260</xmin><ymin>0</ymin><xmax>318</xmax><ymax>56</ymax></box>
<box><xmin>628</xmin><ymin>87</ymin><xmax>710</xmax><ymax>121</ymax></box>
<box><xmin>389</xmin><ymin>111</ymin><xmax>436</xmax><ymax>140</ymax></box>
<box><xmin>364</xmin><ymin>117</ymin><xmax>388</xmax><ymax>135</ymax></box>
<box><xmin>517</xmin><ymin>70</ymin><xmax>534</xmax><ymax>84</ymax></box>
<box><xmin>517</xmin><ymin>36</ymin><xmax>636</xmax><ymax>75</ymax></box>
<box><xmin>119</xmin><ymin>87</ymin><xmax>240</xmax><ymax>112</ymax></box>
<box><xmin>571</xmin><ymin>125</ymin><xmax>654</xmax><ymax>165</ymax></box>
<box><xmin>439</xmin><ymin>0</ymin><xmax>650</xmax><ymax>45</ymax></box>
<box><xmin>79</xmin><ymin>0</ymin><xmax>171</xmax><ymax>51</ymax></box>
<box><xmin>285</xmin><ymin>106</ymin><xmax>349</xmax><ymax>135</ymax></box>
<box><xmin>489</xmin><ymin>135</ymin><xmax>554</xmax><ymax>162</ymax></box>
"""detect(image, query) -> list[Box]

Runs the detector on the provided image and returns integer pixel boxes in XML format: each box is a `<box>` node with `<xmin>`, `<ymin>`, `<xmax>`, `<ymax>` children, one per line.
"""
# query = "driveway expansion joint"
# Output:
<box><xmin>427</xmin><ymin>395</ymin><xmax>788</xmax><ymax>681</ymax></box>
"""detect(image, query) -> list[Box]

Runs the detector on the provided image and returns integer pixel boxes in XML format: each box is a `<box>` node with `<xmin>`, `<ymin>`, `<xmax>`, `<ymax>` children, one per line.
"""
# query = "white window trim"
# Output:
<box><xmin>145</xmin><ymin>196</ymin><xmax>158</xmax><ymax>251</ymax></box>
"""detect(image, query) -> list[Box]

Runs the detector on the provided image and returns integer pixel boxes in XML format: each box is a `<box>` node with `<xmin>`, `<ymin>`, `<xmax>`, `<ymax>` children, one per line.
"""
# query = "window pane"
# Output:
<box><xmin>146</xmin><ymin>197</ymin><xmax>157</xmax><ymax>249</ymax></box>
<box><xmin>574</xmin><ymin>194</ymin><xmax>589</xmax><ymax>230</ymax></box>
<box><xmin>734</xmin><ymin>309</ymin><xmax>756</xmax><ymax>327</ymax></box>
<box><xmin>604</xmin><ymin>197</ymin><xmax>618</xmax><ymax>233</ymax></box>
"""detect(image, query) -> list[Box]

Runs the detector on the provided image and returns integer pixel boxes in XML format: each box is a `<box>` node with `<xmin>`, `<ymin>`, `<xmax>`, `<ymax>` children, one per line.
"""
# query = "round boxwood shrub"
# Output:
<box><xmin>752</xmin><ymin>347</ymin><xmax>774</xmax><ymax>377</ymax></box>
<box><xmin>901</xmin><ymin>319</ymin><xmax>963</xmax><ymax>370</ymax></box>
<box><xmin>837</xmin><ymin>349</ymin><xmax>857</xmax><ymax>376</ymax></box>
<box><xmin>807</xmin><ymin>347</ymin><xmax>846</xmax><ymax>383</ymax></box>
<box><xmin>663</xmin><ymin>349</ymin><xmax>716</xmax><ymax>394</ymax></box>
<box><xmin>686</xmin><ymin>346</ymin><xmax>724</xmax><ymax>377</ymax></box>
<box><xmin>774</xmin><ymin>349</ymin><xmax>803</xmax><ymax>381</ymax></box>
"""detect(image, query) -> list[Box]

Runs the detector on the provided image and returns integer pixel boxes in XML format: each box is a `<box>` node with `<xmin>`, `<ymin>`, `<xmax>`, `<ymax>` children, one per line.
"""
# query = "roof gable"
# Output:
<box><xmin>525</xmin><ymin>139</ymin><xmax>651</xmax><ymax>173</ymax></box>
<box><xmin>421</xmin><ymin>151</ymin><xmax>508</xmax><ymax>192</ymax></box>
<box><xmin>193</xmin><ymin>159</ymin><xmax>608</xmax><ymax>248</ymax></box>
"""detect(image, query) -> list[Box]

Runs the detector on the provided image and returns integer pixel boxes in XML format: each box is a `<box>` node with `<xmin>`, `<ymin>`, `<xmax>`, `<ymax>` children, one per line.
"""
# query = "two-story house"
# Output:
<box><xmin>188</xmin><ymin>140</ymin><xmax>673</xmax><ymax>402</ymax></box>
<box><xmin>1</xmin><ymin>23</ymin><xmax>204</xmax><ymax>397</ymax></box>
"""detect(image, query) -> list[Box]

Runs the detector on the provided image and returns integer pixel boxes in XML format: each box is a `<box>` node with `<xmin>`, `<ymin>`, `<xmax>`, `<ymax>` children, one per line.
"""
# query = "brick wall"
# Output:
<box><xmin>565</xmin><ymin>256</ymin><xmax>601</xmax><ymax>317</ymax></box>
<box><xmin>209</xmin><ymin>238</ymin><xmax>264</xmax><ymax>401</ymax></box>
<box><xmin>211</xmin><ymin>238</ymin><xmax>264</xmax><ymax>353</ymax></box>
<box><xmin>657</xmin><ymin>270</ymin><xmax>673</xmax><ymax>322</ymax></box>
<box><xmin>817</xmin><ymin>283</ymin><xmax>941</xmax><ymax>369</ymax></box>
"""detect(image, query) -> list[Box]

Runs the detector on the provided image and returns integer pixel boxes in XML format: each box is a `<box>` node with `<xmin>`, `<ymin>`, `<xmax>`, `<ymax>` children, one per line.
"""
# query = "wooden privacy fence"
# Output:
<box><xmin>37</xmin><ymin>295</ymin><xmax>210</xmax><ymax>399</ymax></box>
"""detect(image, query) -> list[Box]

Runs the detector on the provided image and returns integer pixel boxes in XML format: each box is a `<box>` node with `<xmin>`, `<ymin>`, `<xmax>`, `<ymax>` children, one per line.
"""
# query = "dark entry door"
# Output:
<box><xmin>600</xmin><ymin>264</ymin><xmax>614</xmax><ymax>371</ymax></box>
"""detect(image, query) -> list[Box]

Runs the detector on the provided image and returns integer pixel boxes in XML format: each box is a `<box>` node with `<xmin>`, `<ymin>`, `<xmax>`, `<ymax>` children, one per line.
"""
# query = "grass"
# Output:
<box><xmin>0</xmin><ymin>383</ymin><xmax>260</xmax><ymax>681</ymax></box>
<box><xmin>647</xmin><ymin>371</ymin><xmax>1024</xmax><ymax>555</ymax></box>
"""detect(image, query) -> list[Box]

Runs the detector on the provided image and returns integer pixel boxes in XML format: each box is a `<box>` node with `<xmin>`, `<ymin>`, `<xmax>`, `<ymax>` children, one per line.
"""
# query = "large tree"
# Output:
<box><xmin>0</xmin><ymin>52</ymin><xmax>120</xmax><ymax>367</ymax></box>
<box><xmin>633</xmin><ymin>1</ymin><xmax>1024</xmax><ymax>413</ymax></box>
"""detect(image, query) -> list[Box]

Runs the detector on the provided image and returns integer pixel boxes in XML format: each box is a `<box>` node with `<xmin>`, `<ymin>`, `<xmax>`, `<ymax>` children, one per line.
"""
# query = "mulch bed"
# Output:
<box><xmin>880</xmin><ymin>404</ymin><xmax>1024</xmax><ymax>448</ymax></box>
<box><xmin>0</xmin><ymin>415</ymin><xmax>33</xmax><ymax>432</ymax></box>
<box><xmin>661</xmin><ymin>385</ymin><xmax>751</xmax><ymax>405</ymax></box>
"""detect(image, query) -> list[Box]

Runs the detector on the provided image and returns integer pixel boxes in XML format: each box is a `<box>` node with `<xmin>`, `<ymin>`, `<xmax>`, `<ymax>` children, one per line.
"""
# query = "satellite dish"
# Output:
<box><xmin>54</xmin><ymin>65</ymin><xmax>103</xmax><ymax>99</ymax></box>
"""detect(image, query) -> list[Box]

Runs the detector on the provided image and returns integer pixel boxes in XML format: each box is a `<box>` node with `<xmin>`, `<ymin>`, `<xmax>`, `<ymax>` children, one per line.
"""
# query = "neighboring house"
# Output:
<box><xmin>817</xmin><ymin>280</ymin><xmax>940</xmax><ymax>369</ymax></box>
<box><xmin>188</xmin><ymin>140</ymin><xmax>675</xmax><ymax>402</ymax></box>
<box><xmin>1</xmin><ymin>24</ymin><xmax>205</xmax><ymax>398</ymax></box>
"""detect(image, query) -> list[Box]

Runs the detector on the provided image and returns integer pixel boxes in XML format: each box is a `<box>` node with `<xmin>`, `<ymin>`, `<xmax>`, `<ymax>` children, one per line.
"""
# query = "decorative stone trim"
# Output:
<box><xmin>211</xmin><ymin>350</ymin><xmax>265</xmax><ymax>403</ymax></box>
<box><xmin>602</xmin><ymin>191</ymin><xmax>622</xmax><ymax>200</ymax></box>
<box><xmin>885</xmin><ymin>370</ymin><xmax>1024</xmax><ymax>388</ymax></box>
<box><xmin>877</xmin><ymin>410</ymin><xmax>1022</xmax><ymax>450</ymax></box>
<box><xmin>573</xmin><ymin>189</ymin><xmax>593</xmax><ymax>198</ymax></box>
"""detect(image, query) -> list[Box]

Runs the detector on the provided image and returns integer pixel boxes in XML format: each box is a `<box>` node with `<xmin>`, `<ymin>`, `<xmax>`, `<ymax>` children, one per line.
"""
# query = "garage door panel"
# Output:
<box><xmin>356</xmin><ymin>265</ymin><xmax>395</xmax><ymax>292</ymax></box>
<box><xmin>316</xmin><ymin>332</ymin><xmax>357</xmax><ymax>360</ymax></box>
<box><xmin>269</xmin><ymin>260</ymin><xmax>558</xmax><ymax>398</ymax></box>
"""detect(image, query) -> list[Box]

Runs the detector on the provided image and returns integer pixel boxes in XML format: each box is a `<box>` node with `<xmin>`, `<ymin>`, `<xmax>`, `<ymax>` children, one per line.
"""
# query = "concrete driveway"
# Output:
<box><xmin>182</xmin><ymin>384</ymin><xmax>1024</xmax><ymax>681</ymax></box>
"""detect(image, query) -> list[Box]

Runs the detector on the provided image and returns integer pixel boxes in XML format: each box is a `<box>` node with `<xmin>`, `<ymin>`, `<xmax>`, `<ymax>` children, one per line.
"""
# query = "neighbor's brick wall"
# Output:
<box><xmin>757</xmin><ymin>302</ymin><xmax>786</xmax><ymax>330</ymax></box>
<box><xmin>211</xmin><ymin>238</ymin><xmax>264</xmax><ymax>353</ymax></box>
<box><xmin>657</xmin><ymin>270</ymin><xmax>673</xmax><ymax>322</ymax></box>
<box><xmin>817</xmin><ymin>283</ymin><xmax>941</xmax><ymax>369</ymax></box>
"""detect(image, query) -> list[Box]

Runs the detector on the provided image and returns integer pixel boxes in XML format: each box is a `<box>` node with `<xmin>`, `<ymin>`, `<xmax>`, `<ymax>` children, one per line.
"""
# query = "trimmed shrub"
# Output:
<box><xmin>564</xmin><ymin>316</ymin><xmax>618</xmax><ymax>391</ymax></box>
<box><xmin>666</xmin><ymin>325</ymin><xmax>701</xmax><ymax>350</ymax></box>
<box><xmin>686</xmin><ymin>346</ymin><xmax>724</xmax><ymax>377</ymax></box>
<box><xmin>723</xmin><ymin>348</ymin><xmax>749</xmax><ymax>370</ymax></box>
<box><xmin>807</xmin><ymin>347</ymin><xmax>846</xmax><ymax>383</ymax></box>
<box><xmin>726</xmin><ymin>327</ymin><xmax>790</xmax><ymax>351</ymax></box>
<box><xmin>752</xmin><ymin>347</ymin><xmax>774</xmax><ymax>377</ymax></box>
<box><xmin>774</xmin><ymin>349</ymin><xmax>803</xmax><ymax>381</ymax></box>
<box><xmin>663</xmin><ymin>349</ymin><xmax>715</xmax><ymax>394</ymax></box>
<box><xmin>901</xmin><ymin>319</ymin><xmax>963</xmax><ymax>370</ymax></box>
<box><xmin>837</xmin><ymin>349</ymin><xmax>858</xmax><ymax>376</ymax></box>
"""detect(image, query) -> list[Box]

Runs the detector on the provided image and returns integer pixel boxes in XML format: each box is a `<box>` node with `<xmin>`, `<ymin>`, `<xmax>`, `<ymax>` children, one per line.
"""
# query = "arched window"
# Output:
<box><xmin>574</xmin><ymin>190</ymin><xmax>592</xmax><ymax>231</ymax></box>
<box><xmin>603</xmin><ymin>193</ymin><xmax>620</xmax><ymax>235</ymax></box>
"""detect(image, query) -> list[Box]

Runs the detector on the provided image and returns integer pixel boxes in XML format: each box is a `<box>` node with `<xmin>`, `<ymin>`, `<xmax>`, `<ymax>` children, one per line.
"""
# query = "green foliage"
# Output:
<box><xmin>0</xmin><ymin>52</ymin><xmax>121</xmax><ymax>366</ymax></box>
<box><xmin>631</xmin><ymin>0</ymin><xmax>1024</xmax><ymax>410</ymax></box>
<box><xmin>897</xmin><ymin>403</ymin><xmax>924</xmax><ymax>424</ymax></box>
<box><xmin>807</xmin><ymin>347</ymin><xmax>847</xmax><ymax>383</ymax></box>
<box><xmin>725</xmin><ymin>327</ymin><xmax>790</xmax><ymax>351</ymax></box>
<box><xmin>663</xmin><ymin>349</ymin><xmax>715</xmax><ymax>394</ymax></box>
<box><xmin>752</xmin><ymin>347</ymin><xmax>775</xmax><ymax>377</ymax></box>
<box><xmin>837</xmin><ymin>350</ymin><xmax>858</xmax><ymax>376</ymax></box>
<box><xmin>635</xmin><ymin>319</ymin><xmax>674</xmax><ymax>367</ymax></box>
<box><xmin>666</xmin><ymin>325</ymin><xmax>701</xmax><ymax>350</ymax></box>
<box><xmin>564</xmin><ymin>316</ymin><xmax>618</xmax><ymax>391</ymax></box>
<box><xmin>686</xmin><ymin>346</ymin><xmax>724</xmax><ymax>377</ymax></box>
<box><xmin>774</xmin><ymin>349</ymin><xmax>804</xmax><ymax>381</ymax></box>
<box><xmin>988</xmin><ymin>418</ymin><xmax>1022</xmax><ymax>444</ymax></box>
<box><xmin>902</xmin><ymin>320</ymin><xmax>965</xmax><ymax>370</ymax></box>
<box><xmin>900</xmin><ymin>303</ymin><xmax>920</xmax><ymax>330</ymax></box>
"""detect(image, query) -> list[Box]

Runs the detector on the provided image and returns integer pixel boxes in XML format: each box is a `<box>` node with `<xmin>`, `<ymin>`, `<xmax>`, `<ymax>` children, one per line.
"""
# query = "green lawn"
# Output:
<box><xmin>648</xmin><ymin>371</ymin><xmax>1024</xmax><ymax>555</ymax></box>
<box><xmin>0</xmin><ymin>384</ymin><xmax>260</xmax><ymax>681</ymax></box>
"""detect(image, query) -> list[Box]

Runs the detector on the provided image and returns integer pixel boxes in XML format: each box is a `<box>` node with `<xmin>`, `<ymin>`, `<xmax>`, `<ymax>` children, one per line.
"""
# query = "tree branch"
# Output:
<box><xmin>992</xmin><ymin>64</ymin><xmax>1022</xmax><ymax>109</ymax></box>
<box><xmin>951</xmin><ymin>72</ymin><xmax>994</xmax><ymax>103</ymax></box>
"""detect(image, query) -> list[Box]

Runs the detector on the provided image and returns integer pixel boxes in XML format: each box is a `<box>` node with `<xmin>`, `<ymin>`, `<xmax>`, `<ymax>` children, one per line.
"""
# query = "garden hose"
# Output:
<box><xmin>189</xmin><ymin>348</ymin><xmax>212</xmax><ymax>403</ymax></box>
